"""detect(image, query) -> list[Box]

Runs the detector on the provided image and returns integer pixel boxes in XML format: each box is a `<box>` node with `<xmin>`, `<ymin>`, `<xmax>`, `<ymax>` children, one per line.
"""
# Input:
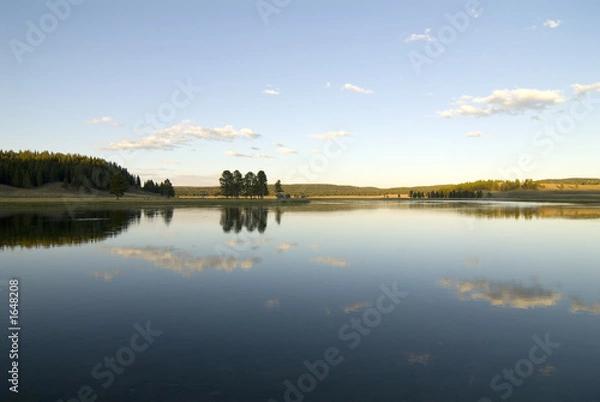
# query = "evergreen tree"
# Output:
<box><xmin>109</xmin><ymin>173</ymin><xmax>128</xmax><ymax>199</ymax></box>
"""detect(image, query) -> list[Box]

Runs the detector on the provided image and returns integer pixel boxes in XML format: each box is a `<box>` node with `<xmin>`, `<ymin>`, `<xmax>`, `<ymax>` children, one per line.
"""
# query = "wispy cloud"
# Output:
<box><xmin>277</xmin><ymin>147</ymin><xmax>298</xmax><ymax>154</ymax></box>
<box><xmin>324</xmin><ymin>81</ymin><xmax>331</xmax><ymax>89</ymax></box>
<box><xmin>225</xmin><ymin>151</ymin><xmax>253</xmax><ymax>158</ymax></box>
<box><xmin>86</xmin><ymin>116</ymin><xmax>123</xmax><ymax>127</ymax></box>
<box><xmin>543</xmin><ymin>19</ymin><xmax>562</xmax><ymax>29</ymax></box>
<box><xmin>404</xmin><ymin>28</ymin><xmax>434</xmax><ymax>43</ymax></box>
<box><xmin>102</xmin><ymin>120</ymin><xmax>260</xmax><ymax>150</ymax></box>
<box><xmin>571</xmin><ymin>82</ymin><xmax>600</xmax><ymax>97</ymax></box>
<box><xmin>263</xmin><ymin>89</ymin><xmax>280</xmax><ymax>95</ymax></box>
<box><xmin>225</xmin><ymin>151</ymin><xmax>274</xmax><ymax>159</ymax></box>
<box><xmin>465</xmin><ymin>131</ymin><xmax>483</xmax><ymax>138</ymax></box>
<box><xmin>309</xmin><ymin>130</ymin><xmax>351</xmax><ymax>140</ymax></box>
<box><xmin>438</xmin><ymin>88</ymin><xmax>566</xmax><ymax>118</ymax></box>
<box><xmin>343</xmin><ymin>83</ymin><xmax>374</xmax><ymax>95</ymax></box>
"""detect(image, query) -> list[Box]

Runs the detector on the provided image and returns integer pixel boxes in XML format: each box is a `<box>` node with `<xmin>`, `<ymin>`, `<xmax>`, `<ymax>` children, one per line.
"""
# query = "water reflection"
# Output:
<box><xmin>310</xmin><ymin>256</ymin><xmax>349</xmax><ymax>267</ymax></box>
<box><xmin>105</xmin><ymin>246</ymin><xmax>260</xmax><ymax>276</ymax></box>
<box><xmin>219</xmin><ymin>207</ymin><xmax>269</xmax><ymax>233</ymax></box>
<box><xmin>0</xmin><ymin>209</ymin><xmax>139</xmax><ymax>250</ymax></box>
<box><xmin>439</xmin><ymin>278</ymin><xmax>561</xmax><ymax>309</ymax></box>
<box><xmin>407</xmin><ymin>202</ymin><xmax>600</xmax><ymax>220</ymax></box>
<box><xmin>0</xmin><ymin>208</ymin><xmax>174</xmax><ymax>250</ymax></box>
<box><xmin>570</xmin><ymin>296</ymin><xmax>600</xmax><ymax>314</ymax></box>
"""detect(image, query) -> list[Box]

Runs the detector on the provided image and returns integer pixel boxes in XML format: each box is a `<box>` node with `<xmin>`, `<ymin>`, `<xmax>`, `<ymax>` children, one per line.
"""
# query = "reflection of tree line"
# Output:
<box><xmin>408</xmin><ymin>203</ymin><xmax>600</xmax><ymax>220</ymax></box>
<box><xmin>0</xmin><ymin>208</ymin><xmax>174</xmax><ymax>250</ymax></box>
<box><xmin>220</xmin><ymin>207</ymin><xmax>275</xmax><ymax>233</ymax></box>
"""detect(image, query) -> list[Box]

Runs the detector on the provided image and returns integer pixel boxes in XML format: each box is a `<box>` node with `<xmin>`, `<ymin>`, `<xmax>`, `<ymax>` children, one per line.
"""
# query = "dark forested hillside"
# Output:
<box><xmin>0</xmin><ymin>150</ymin><xmax>141</xmax><ymax>191</ymax></box>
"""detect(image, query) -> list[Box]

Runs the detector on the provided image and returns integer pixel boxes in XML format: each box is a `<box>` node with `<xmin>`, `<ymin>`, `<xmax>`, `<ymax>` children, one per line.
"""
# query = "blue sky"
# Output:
<box><xmin>1</xmin><ymin>0</ymin><xmax>599</xmax><ymax>187</ymax></box>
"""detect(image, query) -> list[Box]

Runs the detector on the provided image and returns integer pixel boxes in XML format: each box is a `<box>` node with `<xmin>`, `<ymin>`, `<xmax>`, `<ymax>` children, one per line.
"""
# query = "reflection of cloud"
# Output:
<box><xmin>405</xmin><ymin>352</ymin><xmax>433</xmax><ymax>367</ymax></box>
<box><xmin>465</xmin><ymin>259</ymin><xmax>481</xmax><ymax>267</ymax></box>
<box><xmin>91</xmin><ymin>270</ymin><xmax>121</xmax><ymax>281</ymax></box>
<box><xmin>570</xmin><ymin>297</ymin><xmax>600</xmax><ymax>315</ymax></box>
<box><xmin>105</xmin><ymin>247</ymin><xmax>259</xmax><ymax>276</ymax></box>
<box><xmin>344</xmin><ymin>301</ymin><xmax>372</xmax><ymax>313</ymax></box>
<box><xmin>539</xmin><ymin>364</ymin><xmax>558</xmax><ymax>376</ymax></box>
<box><xmin>225</xmin><ymin>238</ymin><xmax>271</xmax><ymax>247</ymax></box>
<box><xmin>265</xmin><ymin>300</ymin><xmax>280</xmax><ymax>309</ymax></box>
<box><xmin>439</xmin><ymin>279</ymin><xmax>560</xmax><ymax>309</ymax></box>
<box><xmin>278</xmin><ymin>242</ymin><xmax>298</xmax><ymax>252</ymax></box>
<box><xmin>311</xmin><ymin>256</ymin><xmax>348</xmax><ymax>267</ymax></box>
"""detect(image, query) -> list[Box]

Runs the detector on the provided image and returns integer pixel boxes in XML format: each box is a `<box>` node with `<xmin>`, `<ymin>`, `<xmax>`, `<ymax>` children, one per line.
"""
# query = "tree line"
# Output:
<box><xmin>219</xmin><ymin>170</ymin><xmax>269</xmax><ymax>198</ymax></box>
<box><xmin>409</xmin><ymin>189</ymin><xmax>485</xmax><ymax>199</ymax></box>
<box><xmin>0</xmin><ymin>150</ymin><xmax>140</xmax><ymax>191</ymax></box>
<box><xmin>142</xmin><ymin>179</ymin><xmax>175</xmax><ymax>198</ymax></box>
<box><xmin>0</xmin><ymin>150</ymin><xmax>175</xmax><ymax>197</ymax></box>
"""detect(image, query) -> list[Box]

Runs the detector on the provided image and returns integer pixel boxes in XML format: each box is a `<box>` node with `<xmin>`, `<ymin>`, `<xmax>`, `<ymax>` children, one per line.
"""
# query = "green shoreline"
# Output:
<box><xmin>1</xmin><ymin>196</ymin><xmax>600</xmax><ymax>210</ymax></box>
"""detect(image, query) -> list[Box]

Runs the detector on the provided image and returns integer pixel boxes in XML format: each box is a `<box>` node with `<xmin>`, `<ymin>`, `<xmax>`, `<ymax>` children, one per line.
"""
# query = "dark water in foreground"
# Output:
<box><xmin>1</xmin><ymin>201</ymin><xmax>600</xmax><ymax>402</ymax></box>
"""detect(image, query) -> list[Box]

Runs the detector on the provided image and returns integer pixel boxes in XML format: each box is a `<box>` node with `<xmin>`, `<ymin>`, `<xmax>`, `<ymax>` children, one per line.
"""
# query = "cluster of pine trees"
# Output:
<box><xmin>142</xmin><ymin>179</ymin><xmax>175</xmax><ymax>198</ymax></box>
<box><xmin>0</xmin><ymin>150</ymin><xmax>140</xmax><ymax>191</ymax></box>
<box><xmin>219</xmin><ymin>170</ymin><xmax>269</xmax><ymax>198</ymax></box>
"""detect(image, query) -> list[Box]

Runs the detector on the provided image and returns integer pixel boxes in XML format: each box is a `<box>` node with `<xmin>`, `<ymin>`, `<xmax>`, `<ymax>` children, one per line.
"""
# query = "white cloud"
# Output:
<box><xmin>257</xmin><ymin>154</ymin><xmax>274</xmax><ymax>159</ymax></box>
<box><xmin>309</xmin><ymin>130</ymin><xmax>351</xmax><ymax>139</ymax></box>
<box><xmin>86</xmin><ymin>116</ymin><xmax>123</xmax><ymax>127</ymax></box>
<box><xmin>263</xmin><ymin>89</ymin><xmax>280</xmax><ymax>95</ymax></box>
<box><xmin>438</xmin><ymin>88</ymin><xmax>566</xmax><ymax>118</ymax></box>
<box><xmin>571</xmin><ymin>82</ymin><xmax>600</xmax><ymax>96</ymax></box>
<box><xmin>404</xmin><ymin>28</ymin><xmax>433</xmax><ymax>43</ymax></box>
<box><xmin>343</xmin><ymin>83</ymin><xmax>374</xmax><ymax>95</ymax></box>
<box><xmin>324</xmin><ymin>81</ymin><xmax>331</xmax><ymax>89</ymax></box>
<box><xmin>309</xmin><ymin>149</ymin><xmax>321</xmax><ymax>154</ymax></box>
<box><xmin>465</xmin><ymin>131</ymin><xmax>483</xmax><ymax>138</ymax></box>
<box><xmin>277</xmin><ymin>147</ymin><xmax>298</xmax><ymax>154</ymax></box>
<box><xmin>543</xmin><ymin>19</ymin><xmax>562</xmax><ymax>29</ymax></box>
<box><xmin>102</xmin><ymin>120</ymin><xmax>260</xmax><ymax>150</ymax></box>
<box><xmin>225</xmin><ymin>151</ymin><xmax>253</xmax><ymax>158</ymax></box>
<box><xmin>530</xmin><ymin>115</ymin><xmax>544</xmax><ymax>121</ymax></box>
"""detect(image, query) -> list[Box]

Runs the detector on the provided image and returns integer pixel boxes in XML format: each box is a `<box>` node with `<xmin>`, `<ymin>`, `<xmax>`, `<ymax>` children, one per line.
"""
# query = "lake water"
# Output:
<box><xmin>1</xmin><ymin>201</ymin><xmax>600</xmax><ymax>402</ymax></box>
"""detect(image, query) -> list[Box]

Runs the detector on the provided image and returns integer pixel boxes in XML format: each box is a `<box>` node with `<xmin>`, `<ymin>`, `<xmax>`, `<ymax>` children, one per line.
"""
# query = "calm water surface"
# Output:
<box><xmin>1</xmin><ymin>201</ymin><xmax>600</xmax><ymax>402</ymax></box>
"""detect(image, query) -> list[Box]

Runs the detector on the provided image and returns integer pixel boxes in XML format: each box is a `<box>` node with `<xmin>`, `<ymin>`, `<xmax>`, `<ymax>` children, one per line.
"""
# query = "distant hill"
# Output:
<box><xmin>175</xmin><ymin>178</ymin><xmax>600</xmax><ymax>198</ymax></box>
